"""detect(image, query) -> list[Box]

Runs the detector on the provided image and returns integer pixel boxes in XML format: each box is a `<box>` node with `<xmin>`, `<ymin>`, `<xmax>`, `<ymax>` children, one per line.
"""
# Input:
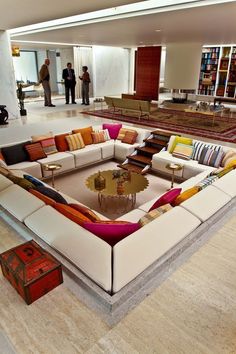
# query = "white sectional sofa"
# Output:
<box><xmin>0</xmin><ymin>128</ymin><xmax>236</xmax><ymax>317</ymax></box>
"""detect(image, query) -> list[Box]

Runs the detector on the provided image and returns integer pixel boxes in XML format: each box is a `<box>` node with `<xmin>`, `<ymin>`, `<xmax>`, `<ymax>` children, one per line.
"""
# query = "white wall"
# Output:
<box><xmin>93</xmin><ymin>46</ymin><xmax>130</xmax><ymax>97</ymax></box>
<box><xmin>13</xmin><ymin>51</ymin><xmax>38</xmax><ymax>83</ymax></box>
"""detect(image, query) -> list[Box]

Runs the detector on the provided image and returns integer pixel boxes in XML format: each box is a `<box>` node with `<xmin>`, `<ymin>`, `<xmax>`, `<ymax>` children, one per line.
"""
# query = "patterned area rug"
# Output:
<box><xmin>84</xmin><ymin>108</ymin><xmax>236</xmax><ymax>143</ymax></box>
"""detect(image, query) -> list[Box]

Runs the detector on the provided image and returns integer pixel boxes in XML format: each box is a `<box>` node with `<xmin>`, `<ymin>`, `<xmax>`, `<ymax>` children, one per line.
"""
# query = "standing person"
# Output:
<box><xmin>39</xmin><ymin>58</ymin><xmax>55</xmax><ymax>107</ymax></box>
<box><xmin>62</xmin><ymin>62</ymin><xmax>76</xmax><ymax>104</ymax></box>
<box><xmin>79</xmin><ymin>66</ymin><xmax>90</xmax><ymax>105</ymax></box>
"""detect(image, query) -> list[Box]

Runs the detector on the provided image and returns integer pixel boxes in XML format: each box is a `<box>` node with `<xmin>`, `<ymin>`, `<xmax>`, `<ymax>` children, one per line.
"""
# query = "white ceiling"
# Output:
<box><xmin>6</xmin><ymin>1</ymin><xmax>236</xmax><ymax>48</ymax></box>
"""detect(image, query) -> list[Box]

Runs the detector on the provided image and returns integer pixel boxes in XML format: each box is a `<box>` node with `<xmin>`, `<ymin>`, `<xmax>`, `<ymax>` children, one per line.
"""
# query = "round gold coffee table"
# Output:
<box><xmin>165</xmin><ymin>163</ymin><xmax>183</xmax><ymax>189</ymax></box>
<box><xmin>86</xmin><ymin>169</ymin><xmax>149</xmax><ymax>210</ymax></box>
<box><xmin>43</xmin><ymin>163</ymin><xmax>62</xmax><ymax>189</ymax></box>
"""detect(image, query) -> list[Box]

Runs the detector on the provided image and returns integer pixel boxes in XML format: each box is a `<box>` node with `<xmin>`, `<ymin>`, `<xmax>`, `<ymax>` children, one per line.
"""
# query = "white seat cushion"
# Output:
<box><xmin>115</xmin><ymin>208</ymin><xmax>146</xmax><ymax>222</ymax></box>
<box><xmin>211</xmin><ymin>170</ymin><xmax>236</xmax><ymax>198</ymax></box>
<box><xmin>98</xmin><ymin>140</ymin><xmax>115</xmax><ymax>159</ymax></box>
<box><xmin>37</xmin><ymin>152</ymin><xmax>75</xmax><ymax>177</ymax></box>
<box><xmin>0</xmin><ymin>174</ymin><xmax>13</xmax><ymax>192</ymax></box>
<box><xmin>24</xmin><ymin>205</ymin><xmax>112</xmax><ymax>292</ymax></box>
<box><xmin>0</xmin><ymin>184</ymin><xmax>44</xmax><ymax>221</ymax></box>
<box><xmin>113</xmin><ymin>206</ymin><xmax>201</xmax><ymax>293</ymax></box>
<box><xmin>8</xmin><ymin>161</ymin><xmax>42</xmax><ymax>179</ymax></box>
<box><xmin>68</xmin><ymin>145</ymin><xmax>102</xmax><ymax>167</ymax></box>
<box><xmin>180</xmin><ymin>185</ymin><xmax>231</xmax><ymax>222</ymax></box>
<box><xmin>114</xmin><ymin>140</ymin><xmax>140</xmax><ymax>161</ymax></box>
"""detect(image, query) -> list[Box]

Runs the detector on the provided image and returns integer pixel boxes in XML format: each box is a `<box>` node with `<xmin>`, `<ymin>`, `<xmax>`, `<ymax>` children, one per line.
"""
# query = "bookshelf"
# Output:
<box><xmin>198</xmin><ymin>47</ymin><xmax>220</xmax><ymax>96</ymax></box>
<box><xmin>226</xmin><ymin>46</ymin><xmax>236</xmax><ymax>97</ymax></box>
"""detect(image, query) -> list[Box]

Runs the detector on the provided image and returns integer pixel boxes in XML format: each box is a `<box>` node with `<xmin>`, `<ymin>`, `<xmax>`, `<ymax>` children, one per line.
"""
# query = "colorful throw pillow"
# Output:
<box><xmin>31</xmin><ymin>131</ymin><xmax>53</xmax><ymax>142</ymax></box>
<box><xmin>40</xmin><ymin>137</ymin><xmax>58</xmax><ymax>155</ymax></box>
<box><xmin>102</xmin><ymin>123</ymin><xmax>122</xmax><ymax>139</ymax></box>
<box><xmin>172</xmin><ymin>186</ymin><xmax>200</xmax><ymax>206</ymax></box>
<box><xmin>169</xmin><ymin>136</ymin><xmax>193</xmax><ymax>154</ymax></box>
<box><xmin>139</xmin><ymin>204</ymin><xmax>172</xmax><ymax>227</ymax></box>
<box><xmin>83</xmin><ymin>221</ymin><xmax>140</xmax><ymax>246</ymax></box>
<box><xmin>121</xmin><ymin>130</ymin><xmax>138</xmax><ymax>144</ymax></box>
<box><xmin>29</xmin><ymin>189</ymin><xmax>56</xmax><ymax>207</ymax></box>
<box><xmin>54</xmin><ymin>133</ymin><xmax>70</xmax><ymax>152</ymax></box>
<box><xmin>225</xmin><ymin>159</ymin><xmax>236</xmax><ymax>169</ymax></box>
<box><xmin>72</xmin><ymin>126</ymin><xmax>93</xmax><ymax>145</ymax></box>
<box><xmin>34</xmin><ymin>186</ymin><xmax>68</xmax><ymax>204</ymax></box>
<box><xmin>196</xmin><ymin>175</ymin><xmax>219</xmax><ymax>190</ymax></box>
<box><xmin>91</xmin><ymin>131</ymin><xmax>106</xmax><ymax>144</ymax></box>
<box><xmin>53</xmin><ymin>203</ymin><xmax>91</xmax><ymax>225</ymax></box>
<box><xmin>65</xmin><ymin>133</ymin><xmax>85</xmax><ymax>151</ymax></box>
<box><xmin>221</xmin><ymin>150</ymin><xmax>236</xmax><ymax>167</ymax></box>
<box><xmin>198</xmin><ymin>147</ymin><xmax>225</xmax><ymax>168</ymax></box>
<box><xmin>24</xmin><ymin>142</ymin><xmax>47</xmax><ymax>161</ymax></box>
<box><xmin>117</xmin><ymin>128</ymin><xmax>136</xmax><ymax>141</ymax></box>
<box><xmin>172</xmin><ymin>143</ymin><xmax>194</xmax><ymax>160</ymax></box>
<box><xmin>23</xmin><ymin>174</ymin><xmax>44</xmax><ymax>187</ymax></box>
<box><xmin>69</xmin><ymin>203</ymin><xmax>100</xmax><ymax>222</ymax></box>
<box><xmin>148</xmin><ymin>188</ymin><xmax>182</xmax><ymax>212</ymax></box>
<box><xmin>192</xmin><ymin>141</ymin><xmax>221</xmax><ymax>161</ymax></box>
<box><xmin>7</xmin><ymin>175</ymin><xmax>36</xmax><ymax>190</ymax></box>
<box><xmin>93</xmin><ymin>129</ymin><xmax>110</xmax><ymax>141</ymax></box>
<box><xmin>1</xmin><ymin>141</ymin><xmax>31</xmax><ymax>165</ymax></box>
<box><xmin>216</xmin><ymin>166</ymin><xmax>234</xmax><ymax>178</ymax></box>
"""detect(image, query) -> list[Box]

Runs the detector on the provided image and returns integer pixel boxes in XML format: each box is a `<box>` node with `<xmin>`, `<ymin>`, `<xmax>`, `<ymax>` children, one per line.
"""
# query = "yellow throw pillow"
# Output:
<box><xmin>172</xmin><ymin>186</ymin><xmax>200</xmax><ymax>206</ymax></box>
<box><xmin>138</xmin><ymin>204</ymin><xmax>172</xmax><ymax>227</ymax></box>
<box><xmin>225</xmin><ymin>159</ymin><xmax>236</xmax><ymax>169</ymax></box>
<box><xmin>169</xmin><ymin>136</ymin><xmax>193</xmax><ymax>154</ymax></box>
<box><xmin>65</xmin><ymin>133</ymin><xmax>85</xmax><ymax>151</ymax></box>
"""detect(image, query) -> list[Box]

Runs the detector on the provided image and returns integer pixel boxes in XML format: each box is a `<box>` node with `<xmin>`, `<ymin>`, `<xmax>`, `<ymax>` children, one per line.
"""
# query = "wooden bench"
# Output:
<box><xmin>104</xmin><ymin>96</ymin><xmax>151</xmax><ymax>120</ymax></box>
<box><xmin>214</xmin><ymin>96</ymin><xmax>236</xmax><ymax>107</ymax></box>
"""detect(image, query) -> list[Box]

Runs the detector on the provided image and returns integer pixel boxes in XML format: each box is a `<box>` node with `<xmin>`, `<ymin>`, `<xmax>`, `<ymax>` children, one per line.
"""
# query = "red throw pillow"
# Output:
<box><xmin>54</xmin><ymin>133</ymin><xmax>70</xmax><ymax>152</ymax></box>
<box><xmin>121</xmin><ymin>130</ymin><xmax>138</xmax><ymax>144</ymax></box>
<box><xmin>83</xmin><ymin>221</ymin><xmax>140</xmax><ymax>246</ymax></box>
<box><xmin>25</xmin><ymin>143</ymin><xmax>47</xmax><ymax>161</ymax></box>
<box><xmin>148</xmin><ymin>188</ymin><xmax>182</xmax><ymax>212</ymax></box>
<box><xmin>69</xmin><ymin>203</ymin><xmax>100</xmax><ymax>222</ymax></box>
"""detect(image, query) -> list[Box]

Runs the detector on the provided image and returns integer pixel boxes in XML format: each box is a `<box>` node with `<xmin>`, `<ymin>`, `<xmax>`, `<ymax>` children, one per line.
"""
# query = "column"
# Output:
<box><xmin>0</xmin><ymin>30</ymin><xmax>19</xmax><ymax>119</ymax></box>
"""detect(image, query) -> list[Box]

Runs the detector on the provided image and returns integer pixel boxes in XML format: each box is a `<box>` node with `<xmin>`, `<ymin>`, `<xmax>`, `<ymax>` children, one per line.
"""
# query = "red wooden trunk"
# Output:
<box><xmin>0</xmin><ymin>240</ymin><xmax>63</xmax><ymax>304</ymax></box>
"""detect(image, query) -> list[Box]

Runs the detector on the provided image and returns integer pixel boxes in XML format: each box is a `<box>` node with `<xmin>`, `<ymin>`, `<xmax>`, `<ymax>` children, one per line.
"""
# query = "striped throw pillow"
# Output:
<box><xmin>138</xmin><ymin>204</ymin><xmax>172</xmax><ymax>227</ymax></box>
<box><xmin>199</xmin><ymin>147</ymin><xmax>225</xmax><ymax>168</ymax></box>
<box><xmin>196</xmin><ymin>175</ymin><xmax>219</xmax><ymax>190</ymax></box>
<box><xmin>91</xmin><ymin>131</ymin><xmax>106</xmax><ymax>144</ymax></box>
<box><xmin>122</xmin><ymin>130</ymin><xmax>138</xmax><ymax>144</ymax></box>
<box><xmin>192</xmin><ymin>141</ymin><xmax>221</xmax><ymax>161</ymax></box>
<box><xmin>25</xmin><ymin>143</ymin><xmax>47</xmax><ymax>161</ymax></box>
<box><xmin>117</xmin><ymin>128</ymin><xmax>137</xmax><ymax>140</ymax></box>
<box><xmin>93</xmin><ymin>129</ymin><xmax>110</xmax><ymax>141</ymax></box>
<box><xmin>40</xmin><ymin>137</ymin><xmax>58</xmax><ymax>155</ymax></box>
<box><xmin>172</xmin><ymin>143</ymin><xmax>194</xmax><ymax>160</ymax></box>
<box><xmin>65</xmin><ymin>133</ymin><xmax>85</xmax><ymax>151</ymax></box>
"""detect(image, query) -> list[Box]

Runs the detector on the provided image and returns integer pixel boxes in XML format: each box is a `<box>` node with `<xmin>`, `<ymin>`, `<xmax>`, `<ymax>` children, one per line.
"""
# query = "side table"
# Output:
<box><xmin>43</xmin><ymin>163</ymin><xmax>62</xmax><ymax>189</ymax></box>
<box><xmin>165</xmin><ymin>163</ymin><xmax>183</xmax><ymax>190</ymax></box>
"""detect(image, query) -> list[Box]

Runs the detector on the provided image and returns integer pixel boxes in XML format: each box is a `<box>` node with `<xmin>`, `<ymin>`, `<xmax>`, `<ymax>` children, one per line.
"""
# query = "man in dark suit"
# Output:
<box><xmin>62</xmin><ymin>62</ymin><xmax>76</xmax><ymax>104</ymax></box>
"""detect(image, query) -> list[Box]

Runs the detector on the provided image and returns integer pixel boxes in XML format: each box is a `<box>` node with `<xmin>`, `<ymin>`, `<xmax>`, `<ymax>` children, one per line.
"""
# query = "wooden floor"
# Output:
<box><xmin>1</xmin><ymin>212</ymin><xmax>236</xmax><ymax>353</ymax></box>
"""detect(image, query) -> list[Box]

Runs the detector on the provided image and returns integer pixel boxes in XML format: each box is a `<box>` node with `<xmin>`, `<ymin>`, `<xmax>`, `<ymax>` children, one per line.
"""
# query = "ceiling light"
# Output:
<box><xmin>155</xmin><ymin>29</ymin><xmax>161</xmax><ymax>32</ymax></box>
<box><xmin>10</xmin><ymin>40</ymin><xmax>90</xmax><ymax>47</ymax></box>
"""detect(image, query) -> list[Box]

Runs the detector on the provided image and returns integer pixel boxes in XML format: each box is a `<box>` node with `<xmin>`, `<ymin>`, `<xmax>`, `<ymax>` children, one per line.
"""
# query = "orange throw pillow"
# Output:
<box><xmin>72</xmin><ymin>126</ymin><xmax>93</xmax><ymax>145</ymax></box>
<box><xmin>25</xmin><ymin>143</ymin><xmax>47</xmax><ymax>161</ymax></box>
<box><xmin>53</xmin><ymin>203</ymin><xmax>91</xmax><ymax>225</ymax></box>
<box><xmin>29</xmin><ymin>189</ymin><xmax>56</xmax><ymax>207</ymax></box>
<box><xmin>54</xmin><ymin>133</ymin><xmax>70</xmax><ymax>152</ymax></box>
<box><xmin>121</xmin><ymin>130</ymin><xmax>138</xmax><ymax>144</ymax></box>
<box><xmin>172</xmin><ymin>186</ymin><xmax>200</xmax><ymax>206</ymax></box>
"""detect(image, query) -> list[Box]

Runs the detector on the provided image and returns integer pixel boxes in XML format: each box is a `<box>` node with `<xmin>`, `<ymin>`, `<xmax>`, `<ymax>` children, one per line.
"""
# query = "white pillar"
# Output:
<box><xmin>164</xmin><ymin>43</ymin><xmax>202</xmax><ymax>90</ymax></box>
<box><xmin>0</xmin><ymin>31</ymin><xmax>19</xmax><ymax>119</ymax></box>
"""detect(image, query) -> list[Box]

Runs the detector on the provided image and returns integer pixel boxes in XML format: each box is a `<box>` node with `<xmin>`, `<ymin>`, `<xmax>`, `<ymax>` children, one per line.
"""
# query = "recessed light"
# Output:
<box><xmin>139</xmin><ymin>41</ymin><xmax>143</xmax><ymax>44</ymax></box>
<box><xmin>155</xmin><ymin>29</ymin><xmax>161</xmax><ymax>32</ymax></box>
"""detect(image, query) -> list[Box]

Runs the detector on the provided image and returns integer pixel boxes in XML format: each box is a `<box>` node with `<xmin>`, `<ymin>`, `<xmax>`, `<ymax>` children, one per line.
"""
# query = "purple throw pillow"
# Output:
<box><xmin>102</xmin><ymin>123</ymin><xmax>122</xmax><ymax>140</ymax></box>
<box><xmin>148</xmin><ymin>188</ymin><xmax>182</xmax><ymax>212</ymax></box>
<box><xmin>83</xmin><ymin>221</ymin><xmax>140</xmax><ymax>246</ymax></box>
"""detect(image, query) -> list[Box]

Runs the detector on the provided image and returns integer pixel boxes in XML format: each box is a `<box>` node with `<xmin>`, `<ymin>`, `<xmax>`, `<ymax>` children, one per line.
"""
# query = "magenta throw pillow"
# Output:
<box><xmin>102</xmin><ymin>123</ymin><xmax>122</xmax><ymax>140</ymax></box>
<box><xmin>83</xmin><ymin>222</ymin><xmax>140</xmax><ymax>246</ymax></box>
<box><xmin>148</xmin><ymin>188</ymin><xmax>182</xmax><ymax>212</ymax></box>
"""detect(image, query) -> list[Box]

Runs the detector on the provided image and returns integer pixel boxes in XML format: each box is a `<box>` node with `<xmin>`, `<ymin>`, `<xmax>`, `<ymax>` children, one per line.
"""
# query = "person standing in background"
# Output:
<box><xmin>39</xmin><ymin>58</ymin><xmax>55</xmax><ymax>107</ymax></box>
<box><xmin>62</xmin><ymin>62</ymin><xmax>77</xmax><ymax>104</ymax></box>
<box><xmin>79</xmin><ymin>66</ymin><xmax>90</xmax><ymax>105</ymax></box>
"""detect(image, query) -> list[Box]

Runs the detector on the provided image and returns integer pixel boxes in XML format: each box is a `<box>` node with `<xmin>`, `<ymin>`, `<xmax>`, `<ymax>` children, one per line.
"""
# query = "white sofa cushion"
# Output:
<box><xmin>180</xmin><ymin>185</ymin><xmax>231</xmax><ymax>222</ymax></box>
<box><xmin>68</xmin><ymin>145</ymin><xmax>102</xmax><ymax>168</ymax></box>
<box><xmin>38</xmin><ymin>152</ymin><xmax>75</xmax><ymax>177</ymax></box>
<box><xmin>24</xmin><ymin>205</ymin><xmax>112</xmax><ymax>292</ymax></box>
<box><xmin>114</xmin><ymin>140</ymin><xmax>140</xmax><ymax>161</ymax></box>
<box><xmin>115</xmin><ymin>208</ymin><xmax>146</xmax><ymax>223</ymax></box>
<box><xmin>98</xmin><ymin>141</ymin><xmax>115</xmax><ymax>159</ymax></box>
<box><xmin>0</xmin><ymin>174</ymin><xmax>13</xmax><ymax>192</ymax></box>
<box><xmin>8</xmin><ymin>161</ymin><xmax>42</xmax><ymax>179</ymax></box>
<box><xmin>112</xmin><ymin>206</ymin><xmax>201</xmax><ymax>293</ymax></box>
<box><xmin>211</xmin><ymin>169</ymin><xmax>236</xmax><ymax>198</ymax></box>
<box><xmin>0</xmin><ymin>184</ymin><xmax>44</xmax><ymax>221</ymax></box>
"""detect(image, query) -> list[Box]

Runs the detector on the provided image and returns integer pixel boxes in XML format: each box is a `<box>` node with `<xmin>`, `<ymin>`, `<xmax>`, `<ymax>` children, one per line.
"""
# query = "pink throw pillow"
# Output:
<box><xmin>148</xmin><ymin>188</ymin><xmax>182</xmax><ymax>212</ymax></box>
<box><xmin>102</xmin><ymin>123</ymin><xmax>122</xmax><ymax>140</ymax></box>
<box><xmin>83</xmin><ymin>222</ymin><xmax>140</xmax><ymax>246</ymax></box>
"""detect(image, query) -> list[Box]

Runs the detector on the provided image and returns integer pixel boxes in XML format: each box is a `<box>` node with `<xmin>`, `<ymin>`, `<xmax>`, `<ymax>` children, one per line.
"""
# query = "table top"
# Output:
<box><xmin>43</xmin><ymin>163</ymin><xmax>62</xmax><ymax>171</ymax></box>
<box><xmin>86</xmin><ymin>169</ymin><xmax>149</xmax><ymax>196</ymax></box>
<box><xmin>166</xmin><ymin>163</ymin><xmax>183</xmax><ymax>171</ymax></box>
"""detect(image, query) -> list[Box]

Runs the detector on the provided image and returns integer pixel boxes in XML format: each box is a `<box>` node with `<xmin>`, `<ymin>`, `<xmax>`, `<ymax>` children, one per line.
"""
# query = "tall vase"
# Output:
<box><xmin>94</xmin><ymin>171</ymin><xmax>106</xmax><ymax>191</ymax></box>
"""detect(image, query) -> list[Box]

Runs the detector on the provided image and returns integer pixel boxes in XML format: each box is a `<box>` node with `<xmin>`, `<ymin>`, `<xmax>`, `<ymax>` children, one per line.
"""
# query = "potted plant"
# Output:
<box><xmin>17</xmin><ymin>83</ymin><xmax>27</xmax><ymax>116</ymax></box>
